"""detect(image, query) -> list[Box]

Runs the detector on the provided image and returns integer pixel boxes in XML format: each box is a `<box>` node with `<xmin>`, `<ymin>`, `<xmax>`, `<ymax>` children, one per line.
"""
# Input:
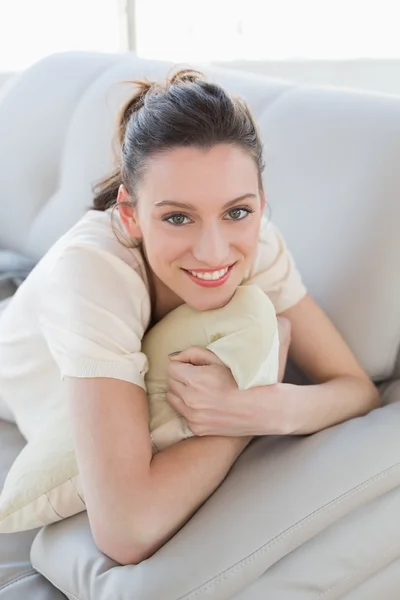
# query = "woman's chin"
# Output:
<box><xmin>184</xmin><ymin>288</ymin><xmax>237</xmax><ymax>312</ymax></box>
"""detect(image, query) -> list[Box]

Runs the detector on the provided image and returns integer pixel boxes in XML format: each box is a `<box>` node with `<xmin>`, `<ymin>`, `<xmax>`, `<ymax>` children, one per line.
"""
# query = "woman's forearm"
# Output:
<box><xmin>252</xmin><ymin>375</ymin><xmax>380</xmax><ymax>436</ymax></box>
<box><xmin>130</xmin><ymin>434</ymin><xmax>250</xmax><ymax>562</ymax></box>
<box><xmin>287</xmin><ymin>376</ymin><xmax>380</xmax><ymax>434</ymax></box>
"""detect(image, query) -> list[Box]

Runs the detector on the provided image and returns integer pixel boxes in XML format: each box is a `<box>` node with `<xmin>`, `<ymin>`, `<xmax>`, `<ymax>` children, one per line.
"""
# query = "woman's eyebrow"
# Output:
<box><xmin>153</xmin><ymin>194</ymin><xmax>257</xmax><ymax>210</ymax></box>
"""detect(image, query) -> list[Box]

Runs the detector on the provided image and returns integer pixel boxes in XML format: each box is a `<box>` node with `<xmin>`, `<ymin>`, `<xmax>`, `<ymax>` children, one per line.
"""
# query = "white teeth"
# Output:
<box><xmin>189</xmin><ymin>267</ymin><xmax>229</xmax><ymax>281</ymax></box>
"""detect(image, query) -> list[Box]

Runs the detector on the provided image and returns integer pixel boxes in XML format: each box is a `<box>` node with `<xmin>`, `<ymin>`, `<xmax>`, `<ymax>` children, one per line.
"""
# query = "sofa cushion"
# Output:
<box><xmin>258</xmin><ymin>86</ymin><xmax>400</xmax><ymax>381</ymax></box>
<box><xmin>231</xmin><ymin>483</ymin><xmax>400</xmax><ymax>599</ymax></box>
<box><xmin>31</xmin><ymin>400</ymin><xmax>400</xmax><ymax>600</ymax></box>
<box><xmin>0</xmin><ymin>52</ymin><xmax>126</xmax><ymax>254</ymax></box>
<box><xmin>0</xmin><ymin>419</ymin><xmax>65</xmax><ymax>599</ymax></box>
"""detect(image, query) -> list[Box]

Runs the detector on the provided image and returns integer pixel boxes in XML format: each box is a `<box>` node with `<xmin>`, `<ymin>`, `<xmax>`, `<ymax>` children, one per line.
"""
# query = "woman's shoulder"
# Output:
<box><xmin>38</xmin><ymin>209</ymin><xmax>152</xmax><ymax>328</ymax></box>
<box><xmin>59</xmin><ymin>210</ymin><xmax>144</xmax><ymax>261</ymax></box>
<box><xmin>48</xmin><ymin>209</ymin><xmax>149</xmax><ymax>289</ymax></box>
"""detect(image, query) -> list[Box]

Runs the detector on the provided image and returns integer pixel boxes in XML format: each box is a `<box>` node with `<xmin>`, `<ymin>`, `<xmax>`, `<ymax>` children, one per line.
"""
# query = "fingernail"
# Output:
<box><xmin>168</xmin><ymin>351</ymin><xmax>181</xmax><ymax>357</ymax></box>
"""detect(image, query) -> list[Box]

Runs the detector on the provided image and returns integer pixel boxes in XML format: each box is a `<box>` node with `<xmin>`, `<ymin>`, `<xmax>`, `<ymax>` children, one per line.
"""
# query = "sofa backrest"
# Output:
<box><xmin>0</xmin><ymin>51</ymin><xmax>399</xmax><ymax>381</ymax></box>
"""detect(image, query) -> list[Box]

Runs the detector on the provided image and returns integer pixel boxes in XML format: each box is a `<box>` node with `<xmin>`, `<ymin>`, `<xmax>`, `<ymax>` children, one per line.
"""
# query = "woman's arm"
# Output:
<box><xmin>273</xmin><ymin>376</ymin><xmax>379</xmax><ymax>435</ymax></box>
<box><xmin>66</xmin><ymin>377</ymin><xmax>250</xmax><ymax>566</ymax></box>
<box><xmin>274</xmin><ymin>293</ymin><xmax>380</xmax><ymax>433</ymax></box>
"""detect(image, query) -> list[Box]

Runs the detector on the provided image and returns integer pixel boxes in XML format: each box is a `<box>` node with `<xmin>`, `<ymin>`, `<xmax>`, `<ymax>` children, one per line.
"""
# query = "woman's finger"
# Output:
<box><xmin>165</xmin><ymin>391</ymin><xmax>188</xmax><ymax>416</ymax></box>
<box><xmin>167</xmin><ymin>377</ymin><xmax>187</xmax><ymax>399</ymax></box>
<box><xmin>167</xmin><ymin>361</ymin><xmax>196</xmax><ymax>385</ymax></box>
<box><xmin>169</xmin><ymin>346</ymin><xmax>223</xmax><ymax>366</ymax></box>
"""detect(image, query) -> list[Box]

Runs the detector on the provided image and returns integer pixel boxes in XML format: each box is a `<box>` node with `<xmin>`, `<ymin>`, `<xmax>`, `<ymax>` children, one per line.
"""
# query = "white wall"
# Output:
<box><xmin>213</xmin><ymin>60</ymin><xmax>400</xmax><ymax>97</ymax></box>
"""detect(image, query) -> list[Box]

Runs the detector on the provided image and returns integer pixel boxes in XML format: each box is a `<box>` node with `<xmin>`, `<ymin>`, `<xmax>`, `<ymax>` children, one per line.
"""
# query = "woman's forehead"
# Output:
<box><xmin>139</xmin><ymin>145</ymin><xmax>259</xmax><ymax>205</ymax></box>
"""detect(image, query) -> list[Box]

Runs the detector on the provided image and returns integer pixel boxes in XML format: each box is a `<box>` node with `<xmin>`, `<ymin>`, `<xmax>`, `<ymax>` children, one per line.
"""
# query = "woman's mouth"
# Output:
<box><xmin>182</xmin><ymin>264</ymin><xmax>235</xmax><ymax>287</ymax></box>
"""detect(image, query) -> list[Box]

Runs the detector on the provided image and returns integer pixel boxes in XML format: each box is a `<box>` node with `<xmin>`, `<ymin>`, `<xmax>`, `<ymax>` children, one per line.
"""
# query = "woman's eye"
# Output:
<box><xmin>164</xmin><ymin>213</ymin><xmax>191</xmax><ymax>226</ymax></box>
<box><xmin>226</xmin><ymin>207</ymin><xmax>253</xmax><ymax>220</ymax></box>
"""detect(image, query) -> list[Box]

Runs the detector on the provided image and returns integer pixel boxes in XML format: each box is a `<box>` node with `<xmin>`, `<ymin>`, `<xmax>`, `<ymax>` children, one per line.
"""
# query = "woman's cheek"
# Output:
<box><xmin>148</xmin><ymin>230</ymin><xmax>183</xmax><ymax>263</ymax></box>
<box><xmin>239</xmin><ymin>220</ymin><xmax>260</xmax><ymax>250</ymax></box>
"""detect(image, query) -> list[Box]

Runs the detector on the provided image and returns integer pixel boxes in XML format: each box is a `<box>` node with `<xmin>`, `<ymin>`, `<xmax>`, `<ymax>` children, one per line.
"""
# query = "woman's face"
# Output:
<box><xmin>118</xmin><ymin>144</ymin><xmax>265</xmax><ymax>311</ymax></box>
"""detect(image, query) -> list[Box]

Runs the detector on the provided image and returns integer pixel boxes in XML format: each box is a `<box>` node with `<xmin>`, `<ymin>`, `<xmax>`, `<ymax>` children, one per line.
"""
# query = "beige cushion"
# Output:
<box><xmin>0</xmin><ymin>285</ymin><xmax>278</xmax><ymax>532</ymax></box>
<box><xmin>145</xmin><ymin>285</ymin><xmax>278</xmax><ymax>451</ymax></box>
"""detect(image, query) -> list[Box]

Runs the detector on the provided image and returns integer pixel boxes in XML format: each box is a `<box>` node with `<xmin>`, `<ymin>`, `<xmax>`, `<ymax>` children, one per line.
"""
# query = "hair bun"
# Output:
<box><xmin>119</xmin><ymin>69</ymin><xmax>206</xmax><ymax>142</ymax></box>
<box><xmin>168</xmin><ymin>68</ymin><xmax>205</xmax><ymax>85</ymax></box>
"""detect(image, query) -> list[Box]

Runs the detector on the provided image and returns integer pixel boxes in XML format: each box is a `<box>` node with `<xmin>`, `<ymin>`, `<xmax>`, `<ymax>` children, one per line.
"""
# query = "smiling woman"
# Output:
<box><xmin>116</xmin><ymin>144</ymin><xmax>264</xmax><ymax>313</ymax></box>
<box><xmin>0</xmin><ymin>67</ymin><xmax>378</xmax><ymax>565</ymax></box>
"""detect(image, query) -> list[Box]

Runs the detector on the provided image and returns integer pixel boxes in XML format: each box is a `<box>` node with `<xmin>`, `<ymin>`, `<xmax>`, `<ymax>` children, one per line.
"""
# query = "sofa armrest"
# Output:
<box><xmin>31</xmin><ymin>400</ymin><xmax>400</xmax><ymax>600</ymax></box>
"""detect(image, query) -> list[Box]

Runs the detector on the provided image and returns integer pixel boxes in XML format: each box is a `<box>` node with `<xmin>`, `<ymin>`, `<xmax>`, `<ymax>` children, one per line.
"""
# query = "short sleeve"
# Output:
<box><xmin>244</xmin><ymin>218</ymin><xmax>307</xmax><ymax>314</ymax></box>
<box><xmin>39</xmin><ymin>245</ymin><xmax>151</xmax><ymax>389</ymax></box>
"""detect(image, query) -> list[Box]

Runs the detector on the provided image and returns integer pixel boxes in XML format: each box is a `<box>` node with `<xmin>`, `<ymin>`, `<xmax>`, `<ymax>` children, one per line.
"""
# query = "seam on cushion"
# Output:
<box><xmin>45</xmin><ymin>493</ymin><xmax>63</xmax><ymax>519</ymax></box>
<box><xmin>179</xmin><ymin>461</ymin><xmax>400</xmax><ymax>599</ymax></box>
<box><xmin>313</xmin><ymin>546</ymin><xmax>400</xmax><ymax>599</ymax></box>
<box><xmin>31</xmin><ymin>566</ymin><xmax>80</xmax><ymax>600</ymax></box>
<box><xmin>1</xmin><ymin>472</ymin><xmax>81</xmax><ymax>520</ymax></box>
<box><xmin>70</xmin><ymin>477</ymin><xmax>85</xmax><ymax>505</ymax></box>
<box><xmin>150</xmin><ymin>432</ymin><xmax>159</xmax><ymax>453</ymax></box>
<box><xmin>33</xmin><ymin>501</ymin><xmax>47</xmax><ymax>527</ymax></box>
<box><xmin>0</xmin><ymin>569</ymin><xmax>37</xmax><ymax>594</ymax></box>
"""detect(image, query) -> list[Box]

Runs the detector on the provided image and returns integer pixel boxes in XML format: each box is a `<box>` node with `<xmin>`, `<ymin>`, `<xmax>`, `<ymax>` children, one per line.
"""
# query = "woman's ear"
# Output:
<box><xmin>116</xmin><ymin>184</ymin><xmax>142</xmax><ymax>239</ymax></box>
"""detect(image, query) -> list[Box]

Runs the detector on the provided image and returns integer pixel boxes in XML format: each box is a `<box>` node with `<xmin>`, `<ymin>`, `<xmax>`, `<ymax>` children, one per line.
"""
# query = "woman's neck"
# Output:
<box><xmin>150</xmin><ymin>271</ymin><xmax>185</xmax><ymax>324</ymax></box>
<box><xmin>140</xmin><ymin>244</ymin><xmax>184</xmax><ymax>324</ymax></box>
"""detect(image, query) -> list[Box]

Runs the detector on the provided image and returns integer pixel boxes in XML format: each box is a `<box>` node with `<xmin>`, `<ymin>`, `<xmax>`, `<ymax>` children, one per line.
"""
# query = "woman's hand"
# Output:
<box><xmin>166</xmin><ymin>316</ymin><xmax>292</xmax><ymax>438</ymax></box>
<box><xmin>167</xmin><ymin>347</ymin><xmax>251</xmax><ymax>437</ymax></box>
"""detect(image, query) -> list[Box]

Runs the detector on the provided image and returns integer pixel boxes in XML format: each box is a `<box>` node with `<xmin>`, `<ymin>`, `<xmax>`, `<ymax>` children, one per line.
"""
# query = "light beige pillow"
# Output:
<box><xmin>145</xmin><ymin>285</ymin><xmax>279</xmax><ymax>451</ymax></box>
<box><xmin>0</xmin><ymin>285</ymin><xmax>278</xmax><ymax>533</ymax></box>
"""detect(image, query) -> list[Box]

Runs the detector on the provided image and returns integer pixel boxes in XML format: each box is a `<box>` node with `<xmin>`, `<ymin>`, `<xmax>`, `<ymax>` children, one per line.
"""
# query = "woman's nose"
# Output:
<box><xmin>192</xmin><ymin>225</ymin><xmax>230</xmax><ymax>267</ymax></box>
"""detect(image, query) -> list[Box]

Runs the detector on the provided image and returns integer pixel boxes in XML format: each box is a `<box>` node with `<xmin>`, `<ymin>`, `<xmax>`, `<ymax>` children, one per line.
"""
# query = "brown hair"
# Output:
<box><xmin>92</xmin><ymin>68</ymin><xmax>265</xmax><ymax>211</ymax></box>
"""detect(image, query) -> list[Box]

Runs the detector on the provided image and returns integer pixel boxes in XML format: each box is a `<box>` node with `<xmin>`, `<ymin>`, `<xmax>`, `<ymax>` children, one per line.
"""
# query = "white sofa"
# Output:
<box><xmin>1</xmin><ymin>51</ymin><xmax>400</xmax><ymax>600</ymax></box>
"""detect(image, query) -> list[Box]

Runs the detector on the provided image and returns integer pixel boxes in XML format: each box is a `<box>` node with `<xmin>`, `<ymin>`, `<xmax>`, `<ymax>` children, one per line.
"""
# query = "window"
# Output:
<box><xmin>135</xmin><ymin>0</ymin><xmax>400</xmax><ymax>62</ymax></box>
<box><xmin>0</xmin><ymin>0</ymin><xmax>127</xmax><ymax>71</ymax></box>
<box><xmin>2</xmin><ymin>1</ymin><xmax>399</xmax><ymax>72</ymax></box>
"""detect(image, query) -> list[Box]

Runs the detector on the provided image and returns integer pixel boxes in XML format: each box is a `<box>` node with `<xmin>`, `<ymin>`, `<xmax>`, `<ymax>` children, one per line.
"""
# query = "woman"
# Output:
<box><xmin>0</xmin><ymin>69</ymin><xmax>379</xmax><ymax>565</ymax></box>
